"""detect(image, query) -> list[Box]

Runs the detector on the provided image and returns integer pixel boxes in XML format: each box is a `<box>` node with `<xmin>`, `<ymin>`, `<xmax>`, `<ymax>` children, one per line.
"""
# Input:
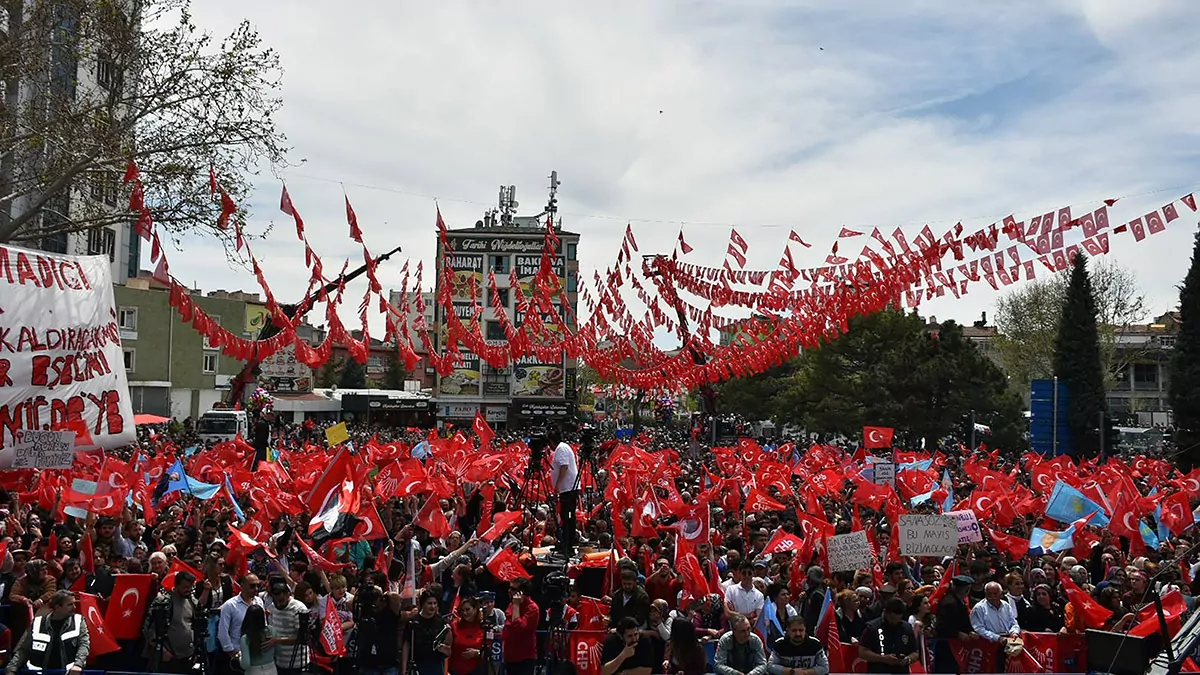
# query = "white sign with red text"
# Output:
<box><xmin>0</xmin><ymin>245</ymin><xmax>135</xmax><ymax>452</ymax></box>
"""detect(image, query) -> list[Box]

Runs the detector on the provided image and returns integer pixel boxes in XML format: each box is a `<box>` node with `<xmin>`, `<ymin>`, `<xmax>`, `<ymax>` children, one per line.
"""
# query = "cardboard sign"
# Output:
<box><xmin>0</xmin><ymin>246</ymin><xmax>135</xmax><ymax>450</ymax></box>
<box><xmin>325</xmin><ymin>421</ymin><xmax>349</xmax><ymax>447</ymax></box>
<box><xmin>947</xmin><ymin>509</ymin><xmax>983</xmax><ymax>544</ymax></box>
<box><xmin>10</xmin><ymin>430</ymin><xmax>75</xmax><ymax>469</ymax></box>
<box><xmin>898</xmin><ymin>514</ymin><xmax>958</xmax><ymax>557</ymax></box>
<box><xmin>873</xmin><ymin>461</ymin><xmax>896</xmax><ymax>487</ymax></box>
<box><xmin>826</xmin><ymin>530</ymin><xmax>872</xmax><ymax>572</ymax></box>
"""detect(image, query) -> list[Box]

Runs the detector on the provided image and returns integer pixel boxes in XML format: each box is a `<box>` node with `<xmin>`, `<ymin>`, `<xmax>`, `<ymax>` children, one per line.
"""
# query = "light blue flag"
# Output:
<box><xmin>162</xmin><ymin>459</ymin><xmax>221</xmax><ymax>501</ymax></box>
<box><xmin>901</xmin><ymin>459</ymin><xmax>934</xmax><ymax>472</ymax></box>
<box><xmin>224</xmin><ymin>476</ymin><xmax>246</xmax><ymax>522</ymax></box>
<box><xmin>1045</xmin><ymin>480</ymin><xmax>1109</xmax><ymax>526</ymax></box>
<box><xmin>1028</xmin><ymin>525</ymin><xmax>1078</xmax><ymax>555</ymax></box>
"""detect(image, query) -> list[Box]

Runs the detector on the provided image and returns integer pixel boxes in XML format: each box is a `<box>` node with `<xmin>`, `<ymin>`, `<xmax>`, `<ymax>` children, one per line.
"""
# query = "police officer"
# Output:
<box><xmin>858</xmin><ymin>598</ymin><xmax>919</xmax><ymax>674</ymax></box>
<box><xmin>7</xmin><ymin>590</ymin><xmax>90</xmax><ymax>675</ymax></box>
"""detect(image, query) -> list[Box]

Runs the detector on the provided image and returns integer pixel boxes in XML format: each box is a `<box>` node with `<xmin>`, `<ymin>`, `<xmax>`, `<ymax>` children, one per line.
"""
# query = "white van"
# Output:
<box><xmin>196</xmin><ymin>409</ymin><xmax>249</xmax><ymax>443</ymax></box>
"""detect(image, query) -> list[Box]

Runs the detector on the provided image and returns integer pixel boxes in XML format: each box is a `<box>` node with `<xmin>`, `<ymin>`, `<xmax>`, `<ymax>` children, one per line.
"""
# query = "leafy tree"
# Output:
<box><xmin>1053</xmin><ymin>254</ymin><xmax>1107</xmax><ymax>457</ymax></box>
<box><xmin>315</xmin><ymin>358</ymin><xmax>341</xmax><ymax>389</ymax></box>
<box><xmin>1170</xmin><ymin>226</ymin><xmax>1200</xmax><ymax>469</ymax></box>
<box><xmin>994</xmin><ymin>258</ymin><xmax>1147</xmax><ymax>395</ymax></box>
<box><xmin>380</xmin><ymin>349</ymin><xmax>408</xmax><ymax>390</ymax></box>
<box><xmin>338</xmin><ymin>358</ymin><xmax>367</xmax><ymax>389</ymax></box>
<box><xmin>0</xmin><ymin>0</ymin><xmax>290</xmax><ymax>244</ymax></box>
<box><xmin>718</xmin><ymin>360</ymin><xmax>799</xmax><ymax>422</ymax></box>
<box><xmin>720</xmin><ymin>309</ymin><xmax>1025</xmax><ymax>450</ymax></box>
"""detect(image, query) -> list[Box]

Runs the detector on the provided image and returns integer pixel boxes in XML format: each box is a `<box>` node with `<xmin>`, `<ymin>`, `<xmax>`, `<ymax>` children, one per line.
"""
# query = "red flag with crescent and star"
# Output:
<box><xmin>103</xmin><ymin>573</ymin><xmax>154</xmax><ymax>639</ymax></box>
<box><xmin>863</xmin><ymin>426</ymin><xmax>894</xmax><ymax>449</ymax></box>
<box><xmin>79</xmin><ymin>593</ymin><xmax>121</xmax><ymax>660</ymax></box>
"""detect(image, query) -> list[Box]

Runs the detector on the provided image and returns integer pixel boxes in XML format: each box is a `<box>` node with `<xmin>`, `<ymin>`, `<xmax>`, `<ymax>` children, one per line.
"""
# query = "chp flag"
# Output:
<box><xmin>0</xmin><ymin>245</ymin><xmax>136</xmax><ymax>455</ymax></box>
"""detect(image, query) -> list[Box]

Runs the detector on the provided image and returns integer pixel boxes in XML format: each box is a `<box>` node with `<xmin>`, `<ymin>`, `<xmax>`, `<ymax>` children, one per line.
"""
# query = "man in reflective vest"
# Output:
<box><xmin>6</xmin><ymin>590</ymin><xmax>90</xmax><ymax>675</ymax></box>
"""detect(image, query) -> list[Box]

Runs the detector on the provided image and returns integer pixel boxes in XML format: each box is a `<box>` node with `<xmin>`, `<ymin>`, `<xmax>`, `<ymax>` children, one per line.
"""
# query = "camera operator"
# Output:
<box><xmin>354</xmin><ymin>574</ymin><xmax>404</xmax><ymax>675</ymax></box>
<box><xmin>402</xmin><ymin>588</ymin><xmax>451</xmax><ymax>675</ymax></box>
<box><xmin>265</xmin><ymin>577</ymin><xmax>310</xmax><ymax>675</ymax></box>
<box><xmin>143</xmin><ymin>571</ymin><xmax>200</xmax><ymax>673</ymax></box>
<box><xmin>548</xmin><ymin>426</ymin><xmax>579</xmax><ymax>556</ymax></box>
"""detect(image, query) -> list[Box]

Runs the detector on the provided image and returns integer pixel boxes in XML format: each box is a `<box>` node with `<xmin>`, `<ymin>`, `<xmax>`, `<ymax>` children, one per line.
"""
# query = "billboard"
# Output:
<box><xmin>257</xmin><ymin>343</ymin><xmax>312</xmax><ymax>393</ymax></box>
<box><xmin>512</xmin><ymin>353</ymin><xmax>565</xmax><ymax>398</ymax></box>
<box><xmin>514</xmin><ymin>254</ymin><xmax>565</xmax><ymax>298</ymax></box>
<box><xmin>445</xmin><ymin>253</ymin><xmax>483</xmax><ymax>302</ymax></box>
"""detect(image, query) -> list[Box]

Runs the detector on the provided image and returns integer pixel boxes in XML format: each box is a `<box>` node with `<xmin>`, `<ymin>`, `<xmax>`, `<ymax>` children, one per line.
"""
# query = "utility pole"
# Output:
<box><xmin>225</xmin><ymin>245</ymin><xmax>405</xmax><ymax>406</ymax></box>
<box><xmin>1098</xmin><ymin>409</ymin><xmax>1105</xmax><ymax>462</ymax></box>
<box><xmin>969</xmin><ymin>409</ymin><xmax>976</xmax><ymax>451</ymax></box>
<box><xmin>642</xmin><ymin>254</ymin><xmax>718</xmax><ymax>446</ymax></box>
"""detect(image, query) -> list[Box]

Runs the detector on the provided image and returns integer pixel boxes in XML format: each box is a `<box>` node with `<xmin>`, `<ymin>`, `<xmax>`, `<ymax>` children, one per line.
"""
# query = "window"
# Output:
<box><xmin>367</xmin><ymin>355</ymin><xmax>383</xmax><ymax>371</ymax></box>
<box><xmin>566</xmin><ymin>243</ymin><xmax>577</xmax><ymax>261</ymax></box>
<box><xmin>203</xmin><ymin>315</ymin><xmax>220</xmax><ymax>349</ymax></box>
<box><xmin>490</xmin><ymin>255</ymin><xmax>509</xmax><ymax>274</ymax></box>
<box><xmin>489</xmin><ymin>287</ymin><xmax>510</xmax><ymax>308</ymax></box>
<box><xmin>122</xmin><ymin>348</ymin><xmax>135</xmax><ymax>372</ymax></box>
<box><xmin>567</xmin><ymin>270</ymin><xmax>578</xmax><ymax>293</ymax></box>
<box><xmin>118</xmin><ymin>307</ymin><xmax>137</xmax><ymax>331</ymax></box>
<box><xmin>96</xmin><ymin>52</ymin><xmax>121</xmax><ymax>91</ymax></box>
<box><xmin>202</xmin><ymin>351</ymin><xmax>218</xmax><ymax>374</ymax></box>
<box><xmin>486</xmin><ymin>321</ymin><xmax>507</xmax><ymax>341</ymax></box>
<box><xmin>87</xmin><ymin>228</ymin><xmax>116</xmax><ymax>261</ymax></box>
<box><xmin>1159</xmin><ymin>335</ymin><xmax>1177</xmax><ymax>348</ymax></box>
<box><xmin>1133</xmin><ymin>363</ymin><xmax>1159</xmax><ymax>385</ymax></box>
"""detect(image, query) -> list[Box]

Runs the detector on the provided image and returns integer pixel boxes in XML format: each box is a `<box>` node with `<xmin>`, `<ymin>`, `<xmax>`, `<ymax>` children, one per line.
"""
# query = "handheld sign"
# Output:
<box><xmin>898</xmin><ymin>514</ymin><xmax>958</xmax><ymax>558</ymax></box>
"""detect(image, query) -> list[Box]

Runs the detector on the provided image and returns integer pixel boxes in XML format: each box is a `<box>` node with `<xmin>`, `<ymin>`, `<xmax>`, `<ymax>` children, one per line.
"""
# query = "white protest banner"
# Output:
<box><xmin>826</xmin><ymin>530</ymin><xmax>872</xmax><ymax>572</ymax></box>
<box><xmin>873</xmin><ymin>461</ymin><xmax>896</xmax><ymax>487</ymax></box>
<box><xmin>898</xmin><ymin>514</ymin><xmax>958</xmax><ymax>557</ymax></box>
<box><xmin>0</xmin><ymin>246</ymin><xmax>135</xmax><ymax>451</ymax></box>
<box><xmin>947</xmin><ymin>509</ymin><xmax>983</xmax><ymax>544</ymax></box>
<box><xmin>10</xmin><ymin>430</ymin><xmax>75</xmax><ymax>469</ymax></box>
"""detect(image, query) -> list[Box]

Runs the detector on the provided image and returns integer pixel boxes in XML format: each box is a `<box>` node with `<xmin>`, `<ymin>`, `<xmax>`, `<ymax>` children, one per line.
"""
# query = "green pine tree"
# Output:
<box><xmin>381</xmin><ymin>349</ymin><xmax>408</xmax><ymax>390</ymax></box>
<box><xmin>316</xmin><ymin>358</ymin><xmax>342</xmax><ymax>388</ymax></box>
<box><xmin>338</xmin><ymin>358</ymin><xmax>367</xmax><ymax>389</ymax></box>
<box><xmin>1170</xmin><ymin>226</ymin><xmax>1200</xmax><ymax>469</ymax></box>
<box><xmin>1052</xmin><ymin>254</ymin><xmax>1108</xmax><ymax>457</ymax></box>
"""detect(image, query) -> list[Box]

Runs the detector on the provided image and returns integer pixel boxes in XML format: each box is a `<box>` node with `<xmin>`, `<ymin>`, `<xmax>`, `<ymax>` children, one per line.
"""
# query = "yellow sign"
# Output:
<box><xmin>245</xmin><ymin>304</ymin><xmax>270</xmax><ymax>336</ymax></box>
<box><xmin>325</xmin><ymin>421</ymin><xmax>349</xmax><ymax>447</ymax></box>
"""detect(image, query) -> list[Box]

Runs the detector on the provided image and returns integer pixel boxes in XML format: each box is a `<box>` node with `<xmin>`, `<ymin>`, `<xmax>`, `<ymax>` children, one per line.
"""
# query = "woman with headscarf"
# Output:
<box><xmin>1021</xmin><ymin>585</ymin><xmax>1065</xmax><ymax>633</ymax></box>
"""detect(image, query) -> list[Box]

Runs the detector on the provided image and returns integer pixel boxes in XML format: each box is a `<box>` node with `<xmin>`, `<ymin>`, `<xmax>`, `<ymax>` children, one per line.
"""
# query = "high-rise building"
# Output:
<box><xmin>1</xmin><ymin>1</ymin><xmax>137</xmax><ymax>282</ymax></box>
<box><xmin>432</xmin><ymin>175</ymin><xmax>580</xmax><ymax>429</ymax></box>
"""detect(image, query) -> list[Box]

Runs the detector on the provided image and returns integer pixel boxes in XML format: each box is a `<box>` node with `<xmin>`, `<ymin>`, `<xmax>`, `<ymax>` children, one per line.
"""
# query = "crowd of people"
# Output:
<box><xmin>0</xmin><ymin>416</ymin><xmax>1195</xmax><ymax>675</ymax></box>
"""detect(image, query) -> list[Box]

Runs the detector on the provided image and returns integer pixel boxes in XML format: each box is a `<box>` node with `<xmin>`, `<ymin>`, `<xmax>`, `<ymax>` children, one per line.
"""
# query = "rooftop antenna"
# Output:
<box><xmin>498</xmin><ymin>185</ymin><xmax>518</xmax><ymax>225</ymax></box>
<box><xmin>546</xmin><ymin>170</ymin><xmax>560</xmax><ymax>217</ymax></box>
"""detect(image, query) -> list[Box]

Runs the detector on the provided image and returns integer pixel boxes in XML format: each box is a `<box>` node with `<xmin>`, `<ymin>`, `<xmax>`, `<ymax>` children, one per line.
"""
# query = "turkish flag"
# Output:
<box><xmin>482</xmin><ymin>510</ymin><xmax>524</xmax><ymax>543</ymax></box>
<box><xmin>486</xmin><ymin>547</ymin><xmax>532</xmax><ymax>581</ymax></box>
<box><xmin>79</xmin><ymin>593</ymin><xmax>121</xmax><ymax>660</ymax></box>
<box><xmin>415</xmin><ymin>495</ymin><xmax>451</xmax><ymax>539</ymax></box>
<box><xmin>1159</xmin><ymin>491</ymin><xmax>1192</xmax><ymax>535</ymax></box>
<box><xmin>473</xmin><ymin>412</ymin><xmax>495</xmax><ymax>450</ymax></box>
<box><xmin>103</xmin><ymin>574</ymin><xmax>154</xmax><ymax>640</ymax></box>
<box><xmin>161</xmin><ymin>558</ymin><xmax>204</xmax><ymax>591</ymax></box>
<box><xmin>863</xmin><ymin>426</ymin><xmax>894</xmax><ymax>449</ymax></box>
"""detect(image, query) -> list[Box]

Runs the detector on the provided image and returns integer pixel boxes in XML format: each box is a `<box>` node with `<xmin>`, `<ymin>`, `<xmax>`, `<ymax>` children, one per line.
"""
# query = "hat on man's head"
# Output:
<box><xmin>951</xmin><ymin>575</ymin><xmax>974</xmax><ymax>586</ymax></box>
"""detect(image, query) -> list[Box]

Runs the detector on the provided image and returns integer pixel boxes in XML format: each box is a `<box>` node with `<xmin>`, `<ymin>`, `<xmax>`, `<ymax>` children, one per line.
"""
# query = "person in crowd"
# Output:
<box><xmin>602</xmin><ymin>616</ymin><xmax>655</xmax><ymax>675</ymax></box>
<box><xmin>144</xmin><ymin>570</ymin><xmax>199</xmax><ymax>673</ymax></box>
<box><xmin>858</xmin><ymin>598</ymin><xmax>919</xmax><ymax>674</ymax></box>
<box><xmin>550</xmin><ymin>425</ymin><xmax>580</xmax><ymax>555</ymax></box>
<box><xmin>726</xmin><ymin>561</ymin><xmax>766</xmax><ymax>626</ymax></box>
<box><xmin>403</xmin><ymin>587</ymin><xmax>450</xmax><ymax>675</ymax></box>
<box><xmin>760</xmin><ymin>583</ymin><xmax>798</xmax><ymax>646</ymax></box>
<box><xmin>970</xmin><ymin>582</ymin><xmax>1020</xmax><ymax>645</ymax></box>
<box><xmin>501</xmin><ymin>578</ymin><xmax>539</xmax><ymax>675</ymax></box>
<box><xmin>608</xmin><ymin>568</ymin><xmax>652</xmax><ymax>628</ymax></box>
<box><xmin>240</xmin><ymin>604</ymin><xmax>277</xmax><ymax>675</ymax></box>
<box><xmin>219</xmin><ymin>574</ymin><xmax>265</xmax><ymax>675</ymax></box>
<box><xmin>448</xmin><ymin>596</ymin><xmax>485</xmax><ymax>675</ymax></box>
<box><xmin>932</xmin><ymin>575</ymin><xmax>974</xmax><ymax>674</ymax></box>
<box><xmin>715</xmin><ymin>614</ymin><xmax>767</xmax><ymax>675</ymax></box>
<box><xmin>663</xmin><ymin>617</ymin><xmax>708</xmax><ymax>675</ymax></box>
<box><xmin>10</xmin><ymin>559</ymin><xmax>57</xmax><ymax>615</ymax></box>
<box><xmin>836</xmin><ymin>589</ymin><xmax>867</xmax><ymax>645</ymax></box>
<box><xmin>265</xmin><ymin>577</ymin><xmax>310</xmax><ymax>675</ymax></box>
<box><xmin>766</xmin><ymin>615</ymin><xmax>829</xmax><ymax>675</ymax></box>
<box><xmin>6</xmin><ymin>590</ymin><xmax>89</xmax><ymax>675</ymax></box>
<box><xmin>1021</xmin><ymin>584</ymin><xmax>1064</xmax><ymax>633</ymax></box>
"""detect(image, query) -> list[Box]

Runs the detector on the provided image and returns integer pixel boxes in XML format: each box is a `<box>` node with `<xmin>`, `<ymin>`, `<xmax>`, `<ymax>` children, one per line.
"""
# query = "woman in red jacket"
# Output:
<box><xmin>449</xmin><ymin>597</ymin><xmax>486</xmax><ymax>675</ymax></box>
<box><xmin>502</xmin><ymin>579</ymin><xmax>540</xmax><ymax>675</ymax></box>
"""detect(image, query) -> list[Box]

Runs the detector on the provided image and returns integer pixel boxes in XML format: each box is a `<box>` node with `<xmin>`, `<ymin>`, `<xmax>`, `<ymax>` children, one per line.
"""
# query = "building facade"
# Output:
<box><xmin>2</xmin><ymin>1</ymin><xmax>138</xmax><ymax>283</ymax></box>
<box><xmin>114</xmin><ymin>279</ymin><xmax>252</xmax><ymax>419</ymax></box>
<box><xmin>431</xmin><ymin>183</ymin><xmax>580</xmax><ymax>428</ymax></box>
<box><xmin>386</xmin><ymin>289</ymin><xmax>438</xmax><ymax>390</ymax></box>
<box><xmin>1107</xmin><ymin>311</ymin><xmax>1178</xmax><ymax>423</ymax></box>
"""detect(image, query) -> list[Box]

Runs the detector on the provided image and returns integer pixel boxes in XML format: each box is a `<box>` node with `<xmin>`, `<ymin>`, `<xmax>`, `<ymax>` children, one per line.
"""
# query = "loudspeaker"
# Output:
<box><xmin>1086</xmin><ymin>628</ymin><xmax>1159</xmax><ymax>675</ymax></box>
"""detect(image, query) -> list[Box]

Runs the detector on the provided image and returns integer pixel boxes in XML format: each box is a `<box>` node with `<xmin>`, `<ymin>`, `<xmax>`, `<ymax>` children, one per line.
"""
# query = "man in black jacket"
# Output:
<box><xmin>933</xmin><ymin>576</ymin><xmax>976</xmax><ymax>674</ymax></box>
<box><xmin>859</xmin><ymin>598</ymin><xmax>919</xmax><ymax>674</ymax></box>
<box><xmin>767</xmin><ymin>616</ymin><xmax>829</xmax><ymax>675</ymax></box>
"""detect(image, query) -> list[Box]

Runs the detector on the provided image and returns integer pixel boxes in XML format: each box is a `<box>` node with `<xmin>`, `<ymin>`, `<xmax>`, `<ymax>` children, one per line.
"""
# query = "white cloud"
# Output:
<box><xmin>163</xmin><ymin>1</ymin><xmax>1200</xmax><ymax>350</ymax></box>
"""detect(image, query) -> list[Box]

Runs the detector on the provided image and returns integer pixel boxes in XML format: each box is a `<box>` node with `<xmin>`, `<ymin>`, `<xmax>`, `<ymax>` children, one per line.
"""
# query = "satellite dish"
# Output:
<box><xmin>475</xmin><ymin>220</ymin><xmax>485</xmax><ymax>229</ymax></box>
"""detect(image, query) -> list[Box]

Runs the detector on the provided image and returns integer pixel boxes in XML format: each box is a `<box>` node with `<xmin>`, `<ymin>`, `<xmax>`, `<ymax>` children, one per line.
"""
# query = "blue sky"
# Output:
<box><xmin>164</xmin><ymin>1</ymin><xmax>1200</xmax><ymax>342</ymax></box>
